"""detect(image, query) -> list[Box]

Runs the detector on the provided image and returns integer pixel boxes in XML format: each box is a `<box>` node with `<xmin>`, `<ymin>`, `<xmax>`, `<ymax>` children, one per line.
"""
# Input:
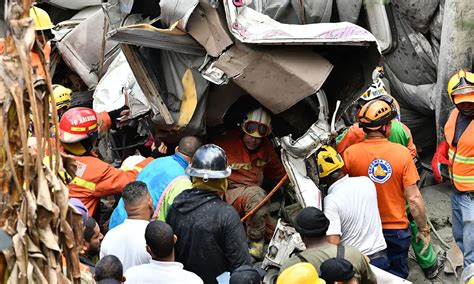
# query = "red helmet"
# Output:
<box><xmin>59</xmin><ymin>107</ymin><xmax>98</xmax><ymax>143</ymax></box>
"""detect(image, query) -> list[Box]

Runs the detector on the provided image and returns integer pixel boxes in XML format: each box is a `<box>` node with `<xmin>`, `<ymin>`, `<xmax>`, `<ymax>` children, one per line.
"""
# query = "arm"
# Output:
<box><xmin>93</xmin><ymin>157</ymin><xmax>153</xmax><ymax>197</ymax></box>
<box><xmin>263</xmin><ymin>144</ymin><xmax>286</xmax><ymax>182</ymax></box>
<box><xmin>335</xmin><ymin>124</ymin><xmax>365</xmax><ymax>155</ymax></box>
<box><xmin>405</xmin><ymin>184</ymin><xmax>428</xmax><ymax>231</ymax></box>
<box><xmin>324</xmin><ymin>198</ymin><xmax>342</xmax><ymax>245</ymax></box>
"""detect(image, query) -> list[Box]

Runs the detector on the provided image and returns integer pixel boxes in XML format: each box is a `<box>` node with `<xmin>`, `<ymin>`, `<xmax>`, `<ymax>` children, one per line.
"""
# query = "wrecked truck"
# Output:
<box><xmin>91</xmin><ymin>0</ymin><xmax>410</xmax><ymax>282</ymax></box>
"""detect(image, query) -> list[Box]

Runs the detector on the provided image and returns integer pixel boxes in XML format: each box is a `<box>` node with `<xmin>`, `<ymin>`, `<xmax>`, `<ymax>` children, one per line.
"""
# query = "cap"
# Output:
<box><xmin>230</xmin><ymin>265</ymin><xmax>265</xmax><ymax>284</ymax></box>
<box><xmin>69</xmin><ymin>198</ymin><xmax>89</xmax><ymax>224</ymax></box>
<box><xmin>320</xmin><ymin>258</ymin><xmax>355</xmax><ymax>283</ymax></box>
<box><xmin>293</xmin><ymin>207</ymin><xmax>330</xmax><ymax>237</ymax></box>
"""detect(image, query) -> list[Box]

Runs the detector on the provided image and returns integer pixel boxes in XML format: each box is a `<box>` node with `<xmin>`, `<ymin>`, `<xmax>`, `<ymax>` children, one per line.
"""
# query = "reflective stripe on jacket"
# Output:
<box><xmin>68</xmin><ymin>155</ymin><xmax>153</xmax><ymax>215</ymax></box>
<box><xmin>444</xmin><ymin>108</ymin><xmax>474</xmax><ymax>192</ymax></box>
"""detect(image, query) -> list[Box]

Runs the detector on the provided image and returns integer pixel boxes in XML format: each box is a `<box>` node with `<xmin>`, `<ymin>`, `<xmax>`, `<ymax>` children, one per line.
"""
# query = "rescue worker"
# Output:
<box><xmin>336</xmin><ymin>79</ymin><xmax>441</xmax><ymax>279</ymax></box>
<box><xmin>166</xmin><ymin>144</ymin><xmax>252</xmax><ymax>283</ymax></box>
<box><xmin>316</xmin><ymin>145</ymin><xmax>389</xmax><ymax>269</ymax></box>
<box><xmin>213</xmin><ymin>108</ymin><xmax>286</xmax><ymax>259</ymax></box>
<box><xmin>432</xmin><ymin>70</ymin><xmax>474</xmax><ymax>267</ymax></box>
<box><xmin>58</xmin><ymin>107</ymin><xmax>152</xmax><ymax>217</ymax></box>
<box><xmin>30</xmin><ymin>6</ymin><xmax>54</xmax><ymax>81</ymax></box>
<box><xmin>52</xmin><ymin>84</ymin><xmax>72</xmax><ymax>119</ymax></box>
<box><xmin>108</xmin><ymin>136</ymin><xmax>201</xmax><ymax>229</ymax></box>
<box><xmin>342</xmin><ymin>99</ymin><xmax>430</xmax><ymax>278</ymax></box>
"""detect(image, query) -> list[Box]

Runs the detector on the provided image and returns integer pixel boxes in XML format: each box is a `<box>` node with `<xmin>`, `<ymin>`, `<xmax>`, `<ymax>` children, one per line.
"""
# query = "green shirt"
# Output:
<box><xmin>281</xmin><ymin>244</ymin><xmax>376</xmax><ymax>284</ymax></box>
<box><xmin>157</xmin><ymin>177</ymin><xmax>192</xmax><ymax>221</ymax></box>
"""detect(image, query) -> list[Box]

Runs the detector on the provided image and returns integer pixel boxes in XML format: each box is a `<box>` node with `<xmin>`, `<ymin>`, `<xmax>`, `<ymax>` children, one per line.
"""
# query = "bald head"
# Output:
<box><xmin>177</xmin><ymin>136</ymin><xmax>202</xmax><ymax>158</ymax></box>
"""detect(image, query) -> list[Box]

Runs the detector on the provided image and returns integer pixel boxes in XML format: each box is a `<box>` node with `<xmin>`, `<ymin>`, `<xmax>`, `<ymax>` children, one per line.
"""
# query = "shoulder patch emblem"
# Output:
<box><xmin>368</xmin><ymin>159</ymin><xmax>392</xmax><ymax>184</ymax></box>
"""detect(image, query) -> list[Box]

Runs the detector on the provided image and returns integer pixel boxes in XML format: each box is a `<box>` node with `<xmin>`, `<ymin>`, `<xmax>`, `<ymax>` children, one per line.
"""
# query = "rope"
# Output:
<box><xmin>241</xmin><ymin>174</ymin><xmax>288</xmax><ymax>223</ymax></box>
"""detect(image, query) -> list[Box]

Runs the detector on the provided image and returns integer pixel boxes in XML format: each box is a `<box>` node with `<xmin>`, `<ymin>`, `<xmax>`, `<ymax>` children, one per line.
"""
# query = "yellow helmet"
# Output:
<box><xmin>242</xmin><ymin>108</ymin><xmax>272</xmax><ymax>138</ymax></box>
<box><xmin>358</xmin><ymin>78</ymin><xmax>389</xmax><ymax>103</ymax></box>
<box><xmin>30</xmin><ymin>6</ymin><xmax>54</xmax><ymax>31</ymax></box>
<box><xmin>277</xmin><ymin>263</ymin><xmax>326</xmax><ymax>284</ymax></box>
<box><xmin>316</xmin><ymin>145</ymin><xmax>344</xmax><ymax>178</ymax></box>
<box><xmin>358</xmin><ymin>99</ymin><xmax>397</xmax><ymax>130</ymax></box>
<box><xmin>52</xmin><ymin>84</ymin><xmax>72</xmax><ymax>110</ymax></box>
<box><xmin>447</xmin><ymin>69</ymin><xmax>474</xmax><ymax>104</ymax></box>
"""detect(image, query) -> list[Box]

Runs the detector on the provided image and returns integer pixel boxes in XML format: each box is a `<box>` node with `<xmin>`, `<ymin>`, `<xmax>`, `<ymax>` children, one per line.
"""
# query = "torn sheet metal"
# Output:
<box><xmin>186</xmin><ymin>2</ymin><xmax>234</xmax><ymax>57</ymax></box>
<box><xmin>214</xmin><ymin>43</ymin><xmax>333</xmax><ymax>114</ymax></box>
<box><xmin>222</xmin><ymin>0</ymin><xmax>378</xmax><ymax>47</ymax></box>
<box><xmin>159</xmin><ymin>0</ymin><xmax>199</xmax><ymax>31</ymax></box>
<box><xmin>56</xmin><ymin>7</ymin><xmax>119</xmax><ymax>88</ymax></box>
<box><xmin>43</xmin><ymin>0</ymin><xmax>101</xmax><ymax>10</ymax></box>
<box><xmin>108</xmin><ymin>23</ymin><xmax>206</xmax><ymax>56</ymax></box>
<box><xmin>93</xmin><ymin>52</ymin><xmax>151</xmax><ymax>117</ymax></box>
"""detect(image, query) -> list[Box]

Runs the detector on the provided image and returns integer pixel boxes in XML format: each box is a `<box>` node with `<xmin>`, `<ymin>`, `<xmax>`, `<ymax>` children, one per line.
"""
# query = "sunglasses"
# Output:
<box><xmin>243</xmin><ymin>121</ymin><xmax>270</xmax><ymax>137</ymax></box>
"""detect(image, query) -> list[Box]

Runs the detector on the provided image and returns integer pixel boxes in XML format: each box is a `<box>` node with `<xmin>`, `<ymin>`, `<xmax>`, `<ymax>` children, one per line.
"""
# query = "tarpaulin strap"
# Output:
<box><xmin>175</xmin><ymin>68</ymin><xmax>197</xmax><ymax>130</ymax></box>
<box><xmin>71</xmin><ymin>177</ymin><xmax>96</xmax><ymax>191</ymax></box>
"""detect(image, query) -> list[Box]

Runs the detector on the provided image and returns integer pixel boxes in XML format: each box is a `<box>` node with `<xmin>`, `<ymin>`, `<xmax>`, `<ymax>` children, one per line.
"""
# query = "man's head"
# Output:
<box><xmin>30</xmin><ymin>6</ymin><xmax>55</xmax><ymax>45</ymax></box>
<box><xmin>293</xmin><ymin>207</ymin><xmax>330</xmax><ymax>242</ymax></box>
<box><xmin>83</xmin><ymin>217</ymin><xmax>103</xmax><ymax>257</ymax></box>
<box><xmin>448</xmin><ymin>70</ymin><xmax>474</xmax><ymax>116</ymax></box>
<box><xmin>316</xmin><ymin>146</ymin><xmax>344</xmax><ymax>186</ymax></box>
<box><xmin>59</xmin><ymin>107</ymin><xmax>99</xmax><ymax>156</ymax></box>
<box><xmin>230</xmin><ymin>265</ymin><xmax>265</xmax><ymax>284</ymax></box>
<box><xmin>94</xmin><ymin>255</ymin><xmax>125</xmax><ymax>283</ymax></box>
<box><xmin>145</xmin><ymin>221</ymin><xmax>176</xmax><ymax>260</ymax></box>
<box><xmin>176</xmin><ymin>136</ymin><xmax>203</xmax><ymax>161</ymax></box>
<box><xmin>122</xmin><ymin>181</ymin><xmax>153</xmax><ymax>219</ymax></box>
<box><xmin>241</xmin><ymin>108</ymin><xmax>272</xmax><ymax>151</ymax></box>
<box><xmin>357</xmin><ymin>99</ymin><xmax>396</xmax><ymax>136</ymax></box>
<box><xmin>320</xmin><ymin>258</ymin><xmax>357</xmax><ymax>284</ymax></box>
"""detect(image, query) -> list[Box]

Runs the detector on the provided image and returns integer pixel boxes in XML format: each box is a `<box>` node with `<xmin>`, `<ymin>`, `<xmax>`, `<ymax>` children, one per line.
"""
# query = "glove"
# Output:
<box><xmin>431</xmin><ymin>141</ymin><xmax>449</xmax><ymax>183</ymax></box>
<box><xmin>416</xmin><ymin>227</ymin><xmax>431</xmax><ymax>256</ymax></box>
<box><xmin>107</xmin><ymin>105</ymin><xmax>129</xmax><ymax>121</ymax></box>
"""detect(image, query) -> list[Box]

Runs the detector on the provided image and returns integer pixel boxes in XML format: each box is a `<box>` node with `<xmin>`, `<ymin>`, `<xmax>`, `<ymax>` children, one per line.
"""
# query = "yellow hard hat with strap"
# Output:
<box><xmin>277</xmin><ymin>262</ymin><xmax>326</xmax><ymax>284</ymax></box>
<box><xmin>447</xmin><ymin>69</ymin><xmax>474</xmax><ymax>104</ymax></box>
<box><xmin>30</xmin><ymin>6</ymin><xmax>54</xmax><ymax>31</ymax></box>
<box><xmin>52</xmin><ymin>84</ymin><xmax>72</xmax><ymax>110</ymax></box>
<box><xmin>316</xmin><ymin>145</ymin><xmax>344</xmax><ymax>178</ymax></box>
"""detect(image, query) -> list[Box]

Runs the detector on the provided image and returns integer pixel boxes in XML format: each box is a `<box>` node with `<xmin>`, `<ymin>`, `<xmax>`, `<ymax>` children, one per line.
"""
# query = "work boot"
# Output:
<box><xmin>249</xmin><ymin>239</ymin><xmax>265</xmax><ymax>260</ymax></box>
<box><xmin>423</xmin><ymin>251</ymin><xmax>447</xmax><ymax>279</ymax></box>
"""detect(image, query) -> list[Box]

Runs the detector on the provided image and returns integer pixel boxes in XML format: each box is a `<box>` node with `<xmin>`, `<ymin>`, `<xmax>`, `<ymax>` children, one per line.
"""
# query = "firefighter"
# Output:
<box><xmin>213</xmin><ymin>108</ymin><xmax>286</xmax><ymax>260</ymax></box>
<box><xmin>30</xmin><ymin>6</ymin><xmax>54</xmax><ymax>81</ymax></box>
<box><xmin>433</xmin><ymin>70</ymin><xmax>474</xmax><ymax>267</ymax></box>
<box><xmin>52</xmin><ymin>84</ymin><xmax>72</xmax><ymax>119</ymax></box>
<box><xmin>336</xmin><ymin>78</ymin><xmax>442</xmax><ymax>279</ymax></box>
<box><xmin>58</xmin><ymin>107</ymin><xmax>153</xmax><ymax>217</ymax></box>
<box><xmin>342</xmin><ymin>99</ymin><xmax>430</xmax><ymax>279</ymax></box>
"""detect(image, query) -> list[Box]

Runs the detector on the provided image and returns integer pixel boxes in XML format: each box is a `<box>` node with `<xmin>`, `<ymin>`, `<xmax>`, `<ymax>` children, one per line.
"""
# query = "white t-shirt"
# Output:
<box><xmin>125</xmin><ymin>260</ymin><xmax>203</xmax><ymax>284</ymax></box>
<box><xmin>100</xmin><ymin>219</ymin><xmax>151</xmax><ymax>271</ymax></box>
<box><xmin>324</xmin><ymin>175</ymin><xmax>387</xmax><ymax>256</ymax></box>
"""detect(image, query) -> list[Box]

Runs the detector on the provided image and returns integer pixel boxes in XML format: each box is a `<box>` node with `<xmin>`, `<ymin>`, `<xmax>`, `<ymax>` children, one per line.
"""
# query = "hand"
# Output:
<box><xmin>431</xmin><ymin>141</ymin><xmax>449</xmax><ymax>183</ymax></box>
<box><xmin>416</xmin><ymin>227</ymin><xmax>431</xmax><ymax>255</ymax></box>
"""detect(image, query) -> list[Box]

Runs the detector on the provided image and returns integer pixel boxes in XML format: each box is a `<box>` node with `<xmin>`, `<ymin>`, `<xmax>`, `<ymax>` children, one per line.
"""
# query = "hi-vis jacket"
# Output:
<box><xmin>68</xmin><ymin>155</ymin><xmax>153</xmax><ymax>215</ymax></box>
<box><xmin>445</xmin><ymin>108</ymin><xmax>474</xmax><ymax>192</ymax></box>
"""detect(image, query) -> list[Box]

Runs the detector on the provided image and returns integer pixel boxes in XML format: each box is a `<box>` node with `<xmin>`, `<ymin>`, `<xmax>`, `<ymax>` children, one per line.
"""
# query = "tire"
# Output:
<box><xmin>263</xmin><ymin>267</ymin><xmax>279</xmax><ymax>284</ymax></box>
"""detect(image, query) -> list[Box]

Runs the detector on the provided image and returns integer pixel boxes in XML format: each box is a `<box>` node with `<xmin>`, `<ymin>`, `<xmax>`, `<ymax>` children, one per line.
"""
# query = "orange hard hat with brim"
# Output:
<box><xmin>453</xmin><ymin>91</ymin><xmax>474</xmax><ymax>104</ymax></box>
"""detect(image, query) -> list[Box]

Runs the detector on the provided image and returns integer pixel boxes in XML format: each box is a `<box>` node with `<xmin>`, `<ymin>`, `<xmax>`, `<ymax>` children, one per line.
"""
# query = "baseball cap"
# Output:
<box><xmin>293</xmin><ymin>207</ymin><xmax>330</xmax><ymax>237</ymax></box>
<box><xmin>319</xmin><ymin>258</ymin><xmax>355</xmax><ymax>283</ymax></box>
<box><xmin>230</xmin><ymin>265</ymin><xmax>265</xmax><ymax>284</ymax></box>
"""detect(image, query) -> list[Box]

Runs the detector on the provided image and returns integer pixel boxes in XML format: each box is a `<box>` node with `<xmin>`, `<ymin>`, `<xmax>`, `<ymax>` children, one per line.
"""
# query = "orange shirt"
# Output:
<box><xmin>31</xmin><ymin>41</ymin><xmax>51</xmax><ymax>80</ymax></box>
<box><xmin>68</xmin><ymin>155</ymin><xmax>153</xmax><ymax>215</ymax></box>
<box><xmin>342</xmin><ymin>138</ymin><xmax>419</xmax><ymax>229</ymax></box>
<box><xmin>213</xmin><ymin>129</ymin><xmax>286</xmax><ymax>189</ymax></box>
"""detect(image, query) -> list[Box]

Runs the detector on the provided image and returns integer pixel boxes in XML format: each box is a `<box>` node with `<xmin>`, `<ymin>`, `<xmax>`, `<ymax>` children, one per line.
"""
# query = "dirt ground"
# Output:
<box><xmin>407</xmin><ymin>181</ymin><xmax>462</xmax><ymax>283</ymax></box>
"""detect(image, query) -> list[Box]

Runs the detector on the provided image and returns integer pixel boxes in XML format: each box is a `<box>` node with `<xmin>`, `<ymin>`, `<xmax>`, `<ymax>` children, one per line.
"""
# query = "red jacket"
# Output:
<box><xmin>68</xmin><ymin>155</ymin><xmax>153</xmax><ymax>215</ymax></box>
<box><xmin>213</xmin><ymin>129</ymin><xmax>286</xmax><ymax>189</ymax></box>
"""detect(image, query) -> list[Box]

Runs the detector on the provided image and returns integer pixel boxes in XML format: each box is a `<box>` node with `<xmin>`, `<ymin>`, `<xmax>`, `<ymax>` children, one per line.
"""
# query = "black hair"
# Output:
<box><xmin>122</xmin><ymin>181</ymin><xmax>149</xmax><ymax>207</ymax></box>
<box><xmin>145</xmin><ymin>221</ymin><xmax>174</xmax><ymax>258</ymax></box>
<box><xmin>84</xmin><ymin>217</ymin><xmax>97</xmax><ymax>242</ymax></box>
<box><xmin>178</xmin><ymin>136</ymin><xmax>203</xmax><ymax>157</ymax></box>
<box><xmin>95</xmin><ymin>255</ymin><xmax>123</xmax><ymax>282</ymax></box>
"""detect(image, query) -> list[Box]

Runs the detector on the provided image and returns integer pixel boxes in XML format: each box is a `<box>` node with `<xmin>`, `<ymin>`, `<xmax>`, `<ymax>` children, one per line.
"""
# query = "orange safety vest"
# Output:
<box><xmin>31</xmin><ymin>41</ymin><xmax>51</xmax><ymax>80</ymax></box>
<box><xmin>444</xmin><ymin>108</ymin><xmax>474</xmax><ymax>192</ymax></box>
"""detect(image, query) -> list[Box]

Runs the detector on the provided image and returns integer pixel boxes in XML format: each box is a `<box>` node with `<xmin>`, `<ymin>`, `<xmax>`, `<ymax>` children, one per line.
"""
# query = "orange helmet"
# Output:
<box><xmin>447</xmin><ymin>69</ymin><xmax>474</xmax><ymax>104</ymax></box>
<box><xmin>59</xmin><ymin>107</ymin><xmax>98</xmax><ymax>143</ymax></box>
<box><xmin>358</xmin><ymin>99</ymin><xmax>397</xmax><ymax>130</ymax></box>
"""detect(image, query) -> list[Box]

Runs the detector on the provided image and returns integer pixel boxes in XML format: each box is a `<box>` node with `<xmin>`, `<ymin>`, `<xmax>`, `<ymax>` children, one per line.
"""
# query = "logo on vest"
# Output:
<box><xmin>368</xmin><ymin>159</ymin><xmax>392</xmax><ymax>184</ymax></box>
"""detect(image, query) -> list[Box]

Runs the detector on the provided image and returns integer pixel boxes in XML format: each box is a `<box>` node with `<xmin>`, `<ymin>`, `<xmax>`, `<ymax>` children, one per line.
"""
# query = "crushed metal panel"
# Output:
<box><xmin>186</xmin><ymin>2</ymin><xmax>234</xmax><ymax>57</ymax></box>
<box><xmin>222</xmin><ymin>0</ymin><xmax>379</xmax><ymax>47</ymax></box>
<box><xmin>214</xmin><ymin>43</ymin><xmax>333</xmax><ymax>114</ymax></box>
<box><xmin>108</xmin><ymin>24</ymin><xmax>206</xmax><ymax>56</ymax></box>
<box><xmin>159</xmin><ymin>0</ymin><xmax>199</xmax><ymax>31</ymax></box>
<box><xmin>56</xmin><ymin>7</ymin><xmax>119</xmax><ymax>88</ymax></box>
